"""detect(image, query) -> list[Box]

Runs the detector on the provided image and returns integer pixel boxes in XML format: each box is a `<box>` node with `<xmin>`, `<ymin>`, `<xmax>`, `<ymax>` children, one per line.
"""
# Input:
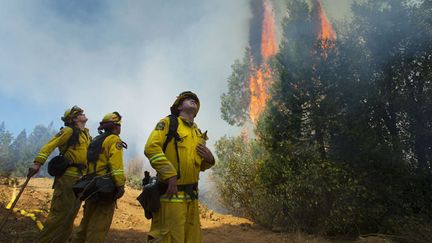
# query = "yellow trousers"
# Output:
<box><xmin>148</xmin><ymin>193</ymin><xmax>201</xmax><ymax>243</ymax></box>
<box><xmin>71</xmin><ymin>200</ymin><xmax>116</xmax><ymax>243</ymax></box>
<box><xmin>38</xmin><ymin>175</ymin><xmax>81</xmax><ymax>243</ymax></box>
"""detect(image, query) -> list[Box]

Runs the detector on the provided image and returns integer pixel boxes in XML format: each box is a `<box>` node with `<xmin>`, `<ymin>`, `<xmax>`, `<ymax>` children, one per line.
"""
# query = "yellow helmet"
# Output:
<box><xmin>98</xmin><ymin>112</ymin><xmax>122</xmax><ymax>130</ymax></box>
<box><xmin>61</xmin><ymin>105</ymin><xmax>83</xmax><ymax>124</ymax></box>
<box><xmin>170</xmin><ymin>91</ymin><xmax>200</xmax><ymax>116</ymax></box>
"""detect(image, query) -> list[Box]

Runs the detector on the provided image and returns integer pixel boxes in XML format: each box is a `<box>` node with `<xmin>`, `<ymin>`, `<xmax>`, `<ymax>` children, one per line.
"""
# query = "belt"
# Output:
<box><xmin>69</xmin><ymin>163</ymin><xmax>87</xmax><ymax>170</ymax></box>
<box><xmin>158</xmin><ymin>182</ymin><xmax>198</xmax><ymax>200</ymax></box>
<box><xmin>63</xmin><ymin>164</ymin><xmax>87</xmax><ymax>177</ymax></box>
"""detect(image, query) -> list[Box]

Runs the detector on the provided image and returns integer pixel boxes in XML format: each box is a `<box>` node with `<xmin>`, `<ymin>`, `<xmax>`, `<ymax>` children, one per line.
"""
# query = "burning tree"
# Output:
<box><xmin>217</xmin><ymin>0</ymin><xmax>432</xmax><ymax>239</ymax></box>
<box><xmin>258</xmin><ymin>0</ymin><xmax>432</xmax><ymax>237</ymax></box>
<box><xmin>221</xmin><ymin>0</ymin><xmax>278</xmax><ymax>127</ymax></box>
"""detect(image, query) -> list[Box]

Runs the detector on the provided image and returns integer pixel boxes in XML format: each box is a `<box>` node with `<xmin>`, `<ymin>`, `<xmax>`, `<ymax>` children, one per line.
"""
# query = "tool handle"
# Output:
<box><xmin>0</xmin><ymin>176</ymin><xmax>31</xmax><ymax>233</ymax></box>
<box><xmin>9</xmin><ymin>177</ymin><xmax>31</xmax><ymax>211</ymax></box>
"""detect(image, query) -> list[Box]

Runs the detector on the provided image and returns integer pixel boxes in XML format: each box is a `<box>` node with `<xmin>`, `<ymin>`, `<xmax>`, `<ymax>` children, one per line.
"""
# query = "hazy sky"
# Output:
<box><xmin>0</xmin><ymin>0</ymin><xmax>253</xmax><ymax>157</ymax></box>
<box><xmin>0</xmin><ymin>0</ymin><xmax>354</xmax><ymax>160</ymax></box>
<box><xmin>322</xmin><ymin>0</ymin><xmax>355</xmax><ymax>21</ymax></box>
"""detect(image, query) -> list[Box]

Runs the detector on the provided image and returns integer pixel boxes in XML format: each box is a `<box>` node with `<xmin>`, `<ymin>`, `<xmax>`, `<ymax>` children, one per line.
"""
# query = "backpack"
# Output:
<box><xmin>72</xmin><ymin>133</ymin><xmax>116</xmax><ymax>203</ymax></box>
<box><xmin>87</xmin><ymin>132</ymin><xmax>110</xmax><ymax>163</ymax></box>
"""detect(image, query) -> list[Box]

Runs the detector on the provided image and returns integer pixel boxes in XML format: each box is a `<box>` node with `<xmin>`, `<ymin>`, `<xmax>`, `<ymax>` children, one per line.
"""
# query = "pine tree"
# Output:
<box><xmin>220</xmin><ymin>50</ymin><xmax>252</xmax><ymax>126</ymax></box>
<box><xmin>0</xmin><ymin>122</ymin><xmax>14</xmax><ymax>176</ymax></box>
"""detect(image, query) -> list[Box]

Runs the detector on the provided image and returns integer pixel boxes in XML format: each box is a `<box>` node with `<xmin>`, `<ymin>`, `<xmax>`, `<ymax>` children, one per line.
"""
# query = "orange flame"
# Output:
<box><xmin>261</xmin><ymin>0</ymin><xmax>277</xmax><ymax>60</ymax></box>
<box><xmin>313</xmin><ymin>0</ymin><xmax>336</xmax><ymax>47</ymax></box>
<box><xmin>249</xmin><ymin>0</ymin><xmax>277</xmax><ymax>123</ymax></box>
<box><xmin>249</xmin><ymin>64</ymin><xmax>272</xmax><ymax>122</ymax></box>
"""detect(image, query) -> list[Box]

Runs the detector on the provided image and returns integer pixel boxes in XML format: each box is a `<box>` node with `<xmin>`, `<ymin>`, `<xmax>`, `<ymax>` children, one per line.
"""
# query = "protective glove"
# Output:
<box><xmin>27</xmin><ymin>162</ymin><xmax>42</xmax><ymax>178</ymax></box>
<box><xmin>114</xmin><ymin>186</ymin><xmax>125</xmax><ymax>199</ymax></box>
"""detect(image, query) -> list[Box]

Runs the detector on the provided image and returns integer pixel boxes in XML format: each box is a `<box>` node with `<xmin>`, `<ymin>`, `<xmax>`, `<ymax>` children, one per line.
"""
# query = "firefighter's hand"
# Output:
<box><xmin>197</xmin><ymin>144</ymin><xmax>215</xmax><ymax>165</ymax></box>
<box><xmin>165</xmin><ymin>176</ymin><xmax>178</xmax><ymax>199</ymax></box>
<box><xmin>114</xmin><ymin>186</ymin><xmax>125</xmax><ymax>199</ymax></box>
<box><xmin>27</xmin><ymin>163</ymin><xmax>41</xmax><ymax>178</ymax></box>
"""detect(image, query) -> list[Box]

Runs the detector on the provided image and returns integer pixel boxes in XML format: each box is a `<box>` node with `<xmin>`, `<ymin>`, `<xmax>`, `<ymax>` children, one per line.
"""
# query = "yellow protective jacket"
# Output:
<box><xmin>87</xmin><ymin>134</ymin><xmax>126</xmax><ymax>187</ymax></box>
<box><xmin>144</xmin><ymin>116</ymin><xmax>213</xmax><ymax>184</ymax></box>
<box><xmin>34</xmin><ymin>126</ymin><xmax>91</xmax><ymax>177</ymax></box>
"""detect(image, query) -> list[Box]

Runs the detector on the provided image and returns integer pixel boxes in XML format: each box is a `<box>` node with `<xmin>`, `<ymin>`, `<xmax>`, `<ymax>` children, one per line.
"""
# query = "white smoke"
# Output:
<box><xmin>0</xmin><ymin>0</ymin><xmax>356</xmax><ymax>211</ymax></box>
<box><xmin>0</xmin><ymin>0</ymin><xmax>250</xmax><ymax>154</ymax></box>
<box><xmin>0</xmin><ymin>0</ymin><xmax>253</xmax><ymax>210</ymax></box>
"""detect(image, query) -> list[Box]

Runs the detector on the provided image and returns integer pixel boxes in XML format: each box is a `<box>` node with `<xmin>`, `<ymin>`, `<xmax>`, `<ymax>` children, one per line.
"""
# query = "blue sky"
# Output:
<box><xmin>0</xmin><ymin>94</ymin><xmax>63</xmax><ymax>135</ymax></box>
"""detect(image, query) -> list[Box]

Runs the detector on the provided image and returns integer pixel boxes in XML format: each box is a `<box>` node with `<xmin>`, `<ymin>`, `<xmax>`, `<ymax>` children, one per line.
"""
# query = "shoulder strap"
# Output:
<box><xmin>87</xmin><ymin>132</ymin><xmax>111</xmax><ymax>173</ymax></box>
<box><xmin>162</xmin><ymin>115</ymin><xmax>179</xmax><ymax>152</ymax></box>
<box><xmin>162</xmin><ymin>115</ymin><xmax>181</xmax><ymax>179</ymax></box>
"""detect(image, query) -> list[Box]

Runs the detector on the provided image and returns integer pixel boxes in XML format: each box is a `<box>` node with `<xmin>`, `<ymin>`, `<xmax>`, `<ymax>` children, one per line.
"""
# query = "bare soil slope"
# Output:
<box><xmin>0</xmin><ymin>178</ymin><xmax>385</xmax><ymax>243</ymax></box>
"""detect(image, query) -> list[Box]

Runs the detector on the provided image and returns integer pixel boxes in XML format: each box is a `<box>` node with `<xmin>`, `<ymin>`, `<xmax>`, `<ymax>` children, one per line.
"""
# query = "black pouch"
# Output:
<box><xmin>48</xmin><ymin>155</ymin><xmax>70</xmax><ymax>177</ymax></box>
<box><xmin>48</xmin><ymin>137</ymin><xmax>73</xmax><ymax>177</ymax></box>
<box><xmin>137</xmin><ymin>172</ymin><xmax>160</xmax><ymax>219</ymax></box>
<box><xmin>72</xmin><ymin>173</ymin><xmax>116</xmax><ymax>203</ymax></box>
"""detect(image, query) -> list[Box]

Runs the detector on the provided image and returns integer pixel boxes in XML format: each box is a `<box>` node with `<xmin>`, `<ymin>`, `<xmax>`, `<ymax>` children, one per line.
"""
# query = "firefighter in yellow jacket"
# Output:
<box><xmin>27</xmin><ymin>105</ymin><xmax>91</xmax><ymax>243</ymax></box>
<box><xmin>144</xmin><ymin>91</ymin><xmax>215</xmax><ymax>243</ymax></box>
<box><xmin>71</xmin><ymin>111</ymin><xmax>126</xmax><ymax>243</ymax></box>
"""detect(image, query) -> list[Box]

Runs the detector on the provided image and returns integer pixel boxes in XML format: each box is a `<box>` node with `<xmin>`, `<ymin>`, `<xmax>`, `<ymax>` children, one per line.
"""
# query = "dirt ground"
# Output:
<box><xmin>0</xmin><ymin>178</ymin><xmax>387</xmax><ymax>243</ymax></box>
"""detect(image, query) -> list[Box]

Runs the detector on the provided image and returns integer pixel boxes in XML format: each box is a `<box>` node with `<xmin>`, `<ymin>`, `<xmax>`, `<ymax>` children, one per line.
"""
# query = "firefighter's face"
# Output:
<box><xmin>74</xmin><ymin>113</ymin><xmax>88</xmax><ymax>124</ymax></box>
<box><xmin>113</xmin><ymin>124</ymin><xmax>121</xmax><ymax>135</ymax></box>
<box><xmin>178</xmin><ymin>98</ymin><xmax>198</xmax><ymax>114</ymax></box>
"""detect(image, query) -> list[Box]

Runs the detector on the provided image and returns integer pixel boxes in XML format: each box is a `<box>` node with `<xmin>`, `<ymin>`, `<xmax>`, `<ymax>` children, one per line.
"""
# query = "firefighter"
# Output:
<box><xmin>144</xmin><ymin>91</ymin><xmax>215</xmax><ymax>243</ymax></box>
<box><xmin>27</xmin><ymin>105</ymin><xmax>91</xmax><ymax>243</ymax></box>
<box><xmin>71</xmin><ymin>112</ymin><xmax>126</xmax><ymax>243</ymax></box>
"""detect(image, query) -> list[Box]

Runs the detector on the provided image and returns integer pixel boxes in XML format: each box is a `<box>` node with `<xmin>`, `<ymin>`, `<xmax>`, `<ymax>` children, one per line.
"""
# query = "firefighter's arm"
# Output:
<box><xmin>108</xmin><ymin>136</ymin><xmax>126</xmax><ymax>187</ymax></box>
<box><xmin>144</xmin><ymin>118</ymin><xmax>177</xmax><ymax>181</ymax></box>
<box><xmin>33</xmin><ymin>127</ymin><xmax>73</xmax><ymax>165</ymax></box>
<box><xmin>197</xmin><ymin>143</ymin><xmax>215</xmax><ymax>171</ymax></box>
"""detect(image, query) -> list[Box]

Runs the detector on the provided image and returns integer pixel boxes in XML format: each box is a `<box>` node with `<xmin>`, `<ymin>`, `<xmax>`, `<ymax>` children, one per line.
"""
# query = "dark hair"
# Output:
<box><xmin>98</xmin><ymin>129</ymin><xmax>115</xmax><ymax>138</ymax></box>
<box><xmin>98</xmin><ymin>123</ymin><xmax>119</xmax><ymax>133</ymax></box>
<box><xmin>66</xmin><ymin>126</ymin><xmax>81</xmax><ymax>147</ymax></box>
<box><xmin>170</xmin><ymin>105</ymin><xmax>180</xmax><ymax>117</ymax></box>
